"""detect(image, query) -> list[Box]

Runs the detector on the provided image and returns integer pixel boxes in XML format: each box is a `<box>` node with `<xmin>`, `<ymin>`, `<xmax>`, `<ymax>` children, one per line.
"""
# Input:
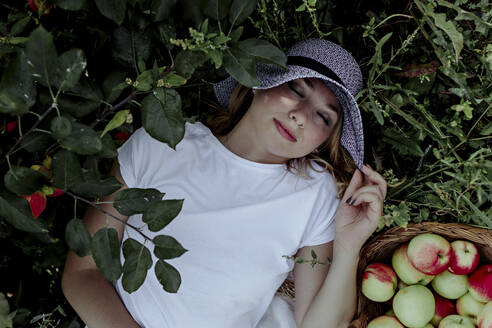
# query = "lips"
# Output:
<box><xmin>274</xmin><ymin>119</ymin><xmax>296</xmax><ymax>142</ymax></box>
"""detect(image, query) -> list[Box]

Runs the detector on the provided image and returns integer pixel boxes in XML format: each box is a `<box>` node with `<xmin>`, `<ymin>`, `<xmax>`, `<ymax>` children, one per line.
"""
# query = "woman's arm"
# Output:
<box><xmin>61</xmin><ymin>161</ymin><xmax>141</xmax><ymax>328</ymax></box>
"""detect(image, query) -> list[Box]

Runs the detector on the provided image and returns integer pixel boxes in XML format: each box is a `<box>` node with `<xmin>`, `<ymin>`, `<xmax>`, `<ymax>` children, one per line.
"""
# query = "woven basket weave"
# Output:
<box><xmin>349</xmin><ymin>222</ymin><xmax>492</xmax><ymax>328</ymax></box>
<box><xmin>276</xmin><ymin>222</ymin><xmax>492</xmax><ymax>327</ymax></box>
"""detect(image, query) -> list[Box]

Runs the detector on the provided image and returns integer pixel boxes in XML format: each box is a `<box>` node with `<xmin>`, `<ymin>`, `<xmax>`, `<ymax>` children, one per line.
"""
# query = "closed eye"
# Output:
<box><xmin>288</xmin><ymin>81</ymin><xmax>304</xmax><ymax>97</ymax></box>
<box><xmin>317</xmin><ymin>112</ymin><xmax>330</xmax><ymax>125</ymax></box>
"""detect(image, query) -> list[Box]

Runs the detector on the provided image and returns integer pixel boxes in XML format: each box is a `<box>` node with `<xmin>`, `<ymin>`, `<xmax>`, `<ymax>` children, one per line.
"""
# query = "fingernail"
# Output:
<box><xmin>345</xmin><ymin>196</ymin><xmax>352</xmax><ymax>204</ymax></box>
<box><xmin>350</xmin><ymin>198</ymin><xmax>356</xmax><ymax>205</ymax></box>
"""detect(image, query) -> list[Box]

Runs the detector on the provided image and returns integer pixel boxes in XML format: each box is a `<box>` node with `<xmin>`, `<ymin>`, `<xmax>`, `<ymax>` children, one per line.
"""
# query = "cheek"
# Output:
<box><xmin>307</xmin><ymin>127</ymin><xmax>331</xmax><ymax>149</ymax></box>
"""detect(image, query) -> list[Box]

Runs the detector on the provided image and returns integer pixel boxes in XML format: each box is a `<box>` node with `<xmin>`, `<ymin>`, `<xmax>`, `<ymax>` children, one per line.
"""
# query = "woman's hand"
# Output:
<box><xmin>334</xmin><ymin>164</ymin><xmax>387</xmax><ymax>254</ymax></box>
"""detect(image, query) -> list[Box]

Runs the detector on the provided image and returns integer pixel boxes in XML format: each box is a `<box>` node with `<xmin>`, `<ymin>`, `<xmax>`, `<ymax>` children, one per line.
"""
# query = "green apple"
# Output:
<box><xmin>456</xmin><ymin>292</ymin><xmax>485</xmax><ymax>324</ymax></box>
<box><xmin>477</xmin><ymin>301</ymin><xmax>492</xmax><ymax>328</ymax></box>
<box><xmin>392</xmin><ymin>243</ymin><xmax>435</xmax><ymax>285</ymax></box>
<box><xmin>393</xmin><ymin>285</ymin><xmax>435</xmax><ymax>327</ymax></box>
<box><xmin>431</xmin><ymin>270</ymin><xmax>468</xmax><ymax>299</ymax></box>
<box><xmin>367</xmin><ymin>315</ymin><xmax>405</xmax><ymax>328</ymax></box>
<box><xmin>438</xmin><ymin>314</ymin><xmax>474</xmax><ymax>328</ymax></box>
<box><xmin>362</xmin><ymin>262</ymin><xmax>398</xmax><ymax>302</ymax></box>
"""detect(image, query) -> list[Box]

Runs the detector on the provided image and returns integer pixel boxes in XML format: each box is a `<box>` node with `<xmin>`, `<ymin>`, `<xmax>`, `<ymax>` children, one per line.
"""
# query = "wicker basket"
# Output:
<box><xmin>348</xmin><ymin>222</ymin><xmax>492</xmax><ymax>328</ymax></box>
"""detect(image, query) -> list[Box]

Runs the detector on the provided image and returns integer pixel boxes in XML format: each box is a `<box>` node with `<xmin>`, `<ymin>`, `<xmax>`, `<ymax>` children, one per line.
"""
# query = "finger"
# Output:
<box><xmin>349</xmin><ymin>191</ymin><xmax>384</xmax><ymax>217</ymax></box>
<box><xmin>361</xmin><ymin>164</ymin><xmax>387</xmax><ymax>198</ymax></box>
<box><xmin>345</xmin><ymin>185</ymin><xmax>384</xmax><ymax>205</ymax></box>
<box><xmin>342</xmin><ymin>169</ymin><xmax>363</xmax><ymax>202</ymax></box>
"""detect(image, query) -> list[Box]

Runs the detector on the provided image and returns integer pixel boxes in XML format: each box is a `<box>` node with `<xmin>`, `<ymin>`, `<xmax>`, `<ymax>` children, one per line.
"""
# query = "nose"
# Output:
<box><xmin>288</xmin><ymin>107</ymin><xmax>308</xmax><ymax>128</ymax></box>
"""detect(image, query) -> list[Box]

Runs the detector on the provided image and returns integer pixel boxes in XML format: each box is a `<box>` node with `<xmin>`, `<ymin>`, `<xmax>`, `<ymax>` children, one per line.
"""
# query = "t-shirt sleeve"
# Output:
<box><xmin>117</xmin><ymin>127</ymin><xmax>156</xmax><ymax>189</ymax></box>
<box><xmin>298</xmin><ymin>174</ymin><xmax>340</xmax><ymax>248</ymax></box>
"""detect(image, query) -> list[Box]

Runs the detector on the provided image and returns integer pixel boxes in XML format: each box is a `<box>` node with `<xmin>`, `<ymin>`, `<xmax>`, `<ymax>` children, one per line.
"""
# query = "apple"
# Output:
<box><xmin>367</xmin><ymin>315</ymin><xmax>405</xmax><ymax>328</ymax></box>
<box><xmin>469</xmin><ymin>265</ymin><xmax>492</xmax><ymax>303</ymax></box>
<box><xmin>457</xmin><ymin>292</ymin><xmax>485</xmax><ymax>324</ymax></box>
<box><xmin>438</xmin><ymin>314</ymin><xmax>474</xmax><ymax>328</ymax></box>
<box><xmin>477</xmin><ymin>301</ymin><xmax>492</xmax><ymax>328</ymax></box>
<box><xmin>407</xmin><ymin>233</ymin><xmax>452</xmax><ymax>275</ymax></box>
<box><xmin>362</xmin><ymin>262</ymin><xmax>398</xmax><ymax>302</ymax></box>
<box><xmin>385</xmin><ymin>309</ymin><xmax>396</xmax><ymax>317</ymax></box>
<box><xmin>448</xmin><ymin>240</ymin><xmax>480</xmax><ymax>275</ymax></box>
<box><xmin>431</xmin><ymin>293</ymin><xmax>456</xmax><ymax>326</ymax></box>
<box><xmin>398</xmin><ymin>280</ymin><xmax>408</xmax><ymax>290</ymax></box>
<box><xmin>393</xmin><ymin>285</ymin><xmax>435</xmax><ymax>328</ymax></box>
<box><xmin>432</xmin><ymin>270</ymin><xmax>468</xmax><ymax>299</ymax></box>
<box><xmin>392</xmin><ymin>243</ymin><xmax>435</xmax><ymax>285</ymax></box>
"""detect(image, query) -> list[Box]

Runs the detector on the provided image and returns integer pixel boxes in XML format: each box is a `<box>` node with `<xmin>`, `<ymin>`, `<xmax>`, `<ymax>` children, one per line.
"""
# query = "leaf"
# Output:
<box><xmin>94</xmin><ymin>0</ymin><xmax>128</xmax><ymax>25</ymax></box>
<box><xmin>223</xmin><ymin>47</ymin><xmax>259</xmax><ymax>88</ymax></box>
<box><xmin>58</xmin><ymin>122</ymin><xmax>103</xmax><ymax>155</ymax></box>
<box><xmin>103</xmin><ymin>70</ymin><xmax>127</xmax><ymax>103</ymax></box>
<box><xmin>431</xmin><ymin>13</ymin><xmax>463</xmax><ymax>61</ymax></box>
<box><xmin>229</xmin><ymin>0</ymin><xmax>257</xmax><ymax>26</ymax></box>
<box><xmin>160</xmin><ymin>73</ymin><xmax>187</xmax><ymax>88</ymax></box>
<box><xmin>0</xmin><ymin>50</ymin><xmax>36</xmax><ymax>115</ymax></box>
<box><xmin>26</xmin><ymin>25</ymin><xmax>58</xmax><ymax>88</ymax></box>
<box><xmin>57</xmin><ymin>78</ymin><xmax>103</xmax><ymax>117</ymax></box>
<box><xmin>0</xmin><ymin>192</ymin><xmax>48</xmax><ymax>233</ymax></box>
<box><xmin>52</xmin><ymin>150</ymin><xmax>84</xmax><ymax>190</ymax></box>
<box><xmin>113</xmin><ymin>188</ymin><xmax>165</xmax><ymax>216</ymax></box>
<box><xmin>382</xmin><ymin>129</ymin><xmax>424</xmax><ymax>157</ymax></box>
<box><xmin>50</xmin><ymin>116</ymin><xmax>73</xmax><ymax>138</ymax></box>
<box><xmin>136</xmin><ymin>67</ymin><xmax>165</xmax><ymax>91</ymax></box>
<box><xmin>153</xmin><ymin>235</ymin><xmax>187</xmax><ymax>259</ymax></box>
<box><xmin>98</xmin><ymin>133</ymin><xmax>118</xmax><ymax>159</ymax></box>
<box><xmin>10</xmin><ymin>16</ymin><xmax>31</xmax><ymax>36</ymax></box>
<box><xmin>480</xmin><ymin>122</ymin><xmax>492</xmax><ymax>136</ymax></box>
<box><xmin>201</xmin><ymin>0</ymin><xmax>231</xmax><ymax>21</ymax></box>
<box><xmin>151</xmin><ymin>0</ymin><xmax>177</xmax><ymax>22</ymax></box>
<box><xmin>141</xmin><ymin>89</ymin><xmax>185</xmax><ymax>149</ymax></box>
<box><xmin>54</xmin><ymin>0</ymin><xmax>87</xmax><ymax>11</ymax></box>
<box><xmin>65</xmin><ymin>218</ymin><xmax>92</xmax><ymax>257</ymax></box>
<box><xmin>154</xmin><ymin>260</ymin><xmax>181</xmax><ymax>293</ymax></box>
<box><xmin>174</xmin><ymin>50</ymin><xmax>207</xmax><ymax>79</ymax></box>
<box><xmin>142</xmin><ymin>199</ymin><xmax>184</xmax><ymax>232</ymax></box>
<box><xmin>237</xmin><ymin>38</ymin><xmax>287</xmax><ymax>68</ymax></box>
<box><xmin>100</xmin><ymin>110</ymin><xmax>130</xmax><ymax>137</ymax></box>
<box><xmin>19</xmin><ymin>132</ymin><xmax>53</xmax><ymax>153</ymax></box>
<box><xmin>71</xmin><ymin>174</ymin><xmax>122</xmax><ymax>198</ymax></box>
<box><xmin>4</xmin><ymin>167</ymin><xmax>46</xmax><ymax>195</ymax></box>
<box><xmin>121</xmin><ymin>238</ymin><xmax>152</xmax><ymax>293</ymax></box>
<box><xmin>369</xmin><ymin>32</ymin><xmax>392</xmax><ymax>67</ymax></box>
<box><xmin>55</xmin><ymin>48</ymin><xmax>87</xmax><ymax>91</ymax></box>
<box><xmin>91</xmin><ymin>228</ymin><xmax>122</xmax><ymax>282</ymax></box>
<box><xmin>113</xmin><ymin>26</ymin><xmax>151</xmax><ymax>68</ymax></box>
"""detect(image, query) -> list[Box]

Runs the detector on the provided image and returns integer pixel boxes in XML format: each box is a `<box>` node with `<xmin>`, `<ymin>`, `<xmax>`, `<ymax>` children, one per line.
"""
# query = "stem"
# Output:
<box><xmin>90</xmin><ymin>89</ymin><xmax>136</xmax><ymax>129</ymax></box>
<box><xmin>63</xmin><ymin>189</ymin><xmax>153</xmax><ymax>242</ymax></box>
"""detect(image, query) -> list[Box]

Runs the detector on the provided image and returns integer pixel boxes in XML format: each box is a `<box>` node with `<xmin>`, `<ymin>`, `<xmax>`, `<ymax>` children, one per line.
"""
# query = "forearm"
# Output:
<box><xmin>300</xmin><ymin>242</ymin><xmax>360</xmax><ymax>328</ymax></box>
<box><xmin>62</xmin><ymin>268</ymin><xmax>141</xmax><ymax>328</ymax></box>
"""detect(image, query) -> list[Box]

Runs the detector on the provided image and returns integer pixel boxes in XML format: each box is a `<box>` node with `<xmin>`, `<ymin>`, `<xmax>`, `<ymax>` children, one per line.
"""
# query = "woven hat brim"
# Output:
<box><xmin>213</xmin><ymin>63</ymin><xmax>364</xmax><ymax>169</ymax></box>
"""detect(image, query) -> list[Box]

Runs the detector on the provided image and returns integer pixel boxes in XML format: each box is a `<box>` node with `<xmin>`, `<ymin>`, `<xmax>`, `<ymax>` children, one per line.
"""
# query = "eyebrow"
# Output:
<box><xmin>301</xmin><ymin>78</ymin><xmax>340</xmax><ymax>114</ymax></box>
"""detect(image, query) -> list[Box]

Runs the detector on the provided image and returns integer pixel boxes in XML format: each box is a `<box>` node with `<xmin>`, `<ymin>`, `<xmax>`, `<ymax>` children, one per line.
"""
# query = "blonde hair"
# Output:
<box><xmin>207</xmin><ymin>84</ymin><xmax>357</xmax><ymax>196</ymax></box>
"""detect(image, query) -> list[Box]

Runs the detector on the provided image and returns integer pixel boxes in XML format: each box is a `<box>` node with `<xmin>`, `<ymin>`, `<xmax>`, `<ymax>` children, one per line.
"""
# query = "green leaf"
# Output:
<box><xmin>65</xmin><ymin>218</ymin><xmax>92</xmax><ymax>257</ymax></box>
<box><xmin>136</xmin><ymin>67</ymin><xmax>165</xmax><ymax>91</ymax></box>
<box><xmin>174</xmin><ymin>50</ymin><xmax>207</xmax><ymax>79</ymax></box>
<box><xmin>201</xmin><ymin>0</ymin><xmax>231</xmax><ymax>20</ymax></box>
<box><xmin>0</xmin><ymin>50</ymin><xmax>36</xmax><ymax>115</ymax></box>
<box><xmin>91</xmin><ymin>228</ymin><xmax>122</xmax><ymax>282</ymax></box>
<box><xmin>430</xmin><ymin>12</ymin><xmax>463</xmax><ymax>61</ymax></box>
<box><xmin>151</xmin><ymin>0</ymin><xmax>177</xmax><ymax>22</ymax></box>
<box><xmin>94</xmin><ymin>0</ymin><xmax>128</xmax><ymax>25</ymax></box>
<box><xmin>369</xmin><ymin>32</ymin><xmax>392</xmax><ymax>67</ymax></box>
<box><xmin>113</xmin><ymin>188</ymin><xmax>165</xmax><ymax>216</ymax></box>
<box><xmin>71</xmin><ymin>174</ymin><xmax>122</xmax><ymax>198</ymax></box>
<box><xmin>0</xmin><ymin>293</ymin><xmax>12</xmax><ymax>328</ymax></box>
<box><xmin>160</xmin><ymin>73</ymin><xmax>187</xmax><ymax>88</ymax></box>
<box><xmin>103</xmin><ymin>71</ymin><xmax>127</xmax><ymax>103</ymax></box>
<box><xmin>19</xmin><ymin>132</ymin><xmax>53</xmax><ymax>152</ymax></box>
<box><xmin>229</xmin><ymin>26</ymin><xmax>243</xmax><ymax>42</ymax></box>
<box><xmin>52</xmin><ymin>150</ymin><xmax>84</xmax><ymax>190</ymax></box>
<box><xmin>58</xmin><ymin>122</ymin><xmax>103</xmax><ymax>155</ymax></box>
<box><xmin>311</xmin><ymin>249</ymin><xmax>317</xmax><ymax>259</ymax></box>
<box><xmin>113</xmin><ymin>26</ymin><xmax>151</xmax><ymax>68</ymax></box>
<box><xmin>57</xmin><ymin>78</ymin><xmax>103</xmax><ymax>117</ymax></box>
<box><xmin>54</xmin><ymin>0</ymin><xmax>87</xmax><ymax>10</ymax></box>
<box><xmin>153</xmin><ymin>235</ymin><xmax>187</xmax><ymax>259</ymax></box>
<box><xmin>0</xmin><ymin>192</ymin><xmax>48</xmax><ymax>233</ymax></box>
<box><xmin>480</xmin><ymin>122</ymin><xmax>492</xmax><ymax>136</ymax></box>
<box><xmin>121</xmin><ymin>238</ymin><xmax>152</xmax><ymax>293</ymax></box>
<box><xmin>223</xmin><ymin>47</ymin><xmax>259</xmax><ymax>88</ymax></box>
<box><xmin>4</xmin><ymin>167</ymin><xmax>46</xmax><ymax>195</ymax></box>
<box><xmin>229</xmin><ymin>0</ymin><xmax>257</xmax><ymax>26</ymax></box>
<box><xmin>238</xmin><ymin>38</ymin><xmax>287</xmax><ymax>68</ymax></box>
<box><xmin>207</xmin><ymin>49</ymin><xmax>223</xmax><ymax>69</ymax></box>
<box><xmin>157</xmin><ymin>23</ymin><xmax>176</xmax><ymax>50</ymax></box>
<box><xmin>141</xmin><ymin>89</ymin><xmax>185</xmax><ymax>149</ymax></box>
<box><xmin>10</xmin><ymin>16</ymin><xmax>30</xmax><ymax>36</ymax></box>
<box><xmin>50</xmin><ymin>116</ymin><xmax>73</xmax><ymax>138</ymax></box>
<box><xmin>100</xmin><ymin>110</ymin><xmax>130</xmax><ymax>137</ymax></box>
<box><xmin>55</xmin><ymin>48</ymin><xmax>87</xmax><ymax>91</ymax></box>
<box><xmin>142</xmin><ymin>199</ymin><xmax>183</xmax><ymax>232</ymax></box>
<box><xmin>98</xmin><ymin>133</ymin><xmax>118</xmax><ymax>159</ymax></box>
<box><xmin>26</xmin><ymin>25</ymin><xmax>58</xmax><ymax>88</ymax></box>
<box><xmin>154</xmin><ymin>260</ymin><xmax>181</xmax><ymax>293</ymax></box>
<box><xmin>382</xmin><ymin>129</ymin><xmax>424</xmax><ymax>157</ymax></box>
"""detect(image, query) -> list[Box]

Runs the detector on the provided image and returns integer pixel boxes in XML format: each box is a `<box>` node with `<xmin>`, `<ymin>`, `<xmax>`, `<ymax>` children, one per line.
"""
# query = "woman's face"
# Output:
<box><xmin>237</xmin><ymin>78</ymin><xmax>341</xmax><ymax>164</ymax></box>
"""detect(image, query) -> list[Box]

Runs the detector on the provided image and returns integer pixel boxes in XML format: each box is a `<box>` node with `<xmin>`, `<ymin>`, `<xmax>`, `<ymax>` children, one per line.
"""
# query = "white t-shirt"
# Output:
<box><xmin>113</xmin><ymin>122</ymin><xmax>340</xmax><ymax>328</ymax></box>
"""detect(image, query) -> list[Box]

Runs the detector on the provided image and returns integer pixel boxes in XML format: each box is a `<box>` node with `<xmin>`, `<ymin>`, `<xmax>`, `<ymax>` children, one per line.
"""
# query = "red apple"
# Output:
<box><xmin>362</xmin><ymin>263</ymin><xmax>398</xmax><ymax>302</ymax></box>
<box><xmin>367</xmin><ymin>315</ymin><xmax>405</xmax><ymax>328</ymax></box>
<box><xmin>431</xmin><ymin>293</ymin><xmax>456</xmax><ymax>326</ymax></box>
<box><xmin>392</xmin><ymin>243</ymin><xmax>435</xmax><ymax>285</ymax></box>
<box><xmin>457</xmin><ymin>292</ymin><xmax>485</xmax><ymax>325</ymax></box>
<box><xmin>407</xmin><ymin>233</ymin><xmax>452</xmax><ymax>275</ymax></box>
<box><xmin>448</xmin><ymin>240</ymin><xmax>480</xmax><ymax>275</ymax></box>
<box><xmin>477</xmin><ymin>301</ymin><xmax>492</xmax><ymax>328</ymax></box>
<box><xmin>469</xmin><ymin>265</ymin><xmax>492</xmax><ymax>303</ymax></box>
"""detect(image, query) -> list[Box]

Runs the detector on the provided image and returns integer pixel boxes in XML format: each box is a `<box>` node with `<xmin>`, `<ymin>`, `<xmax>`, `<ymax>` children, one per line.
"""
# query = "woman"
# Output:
<box><xmin>61</xmin><ymin>38</ymin><xmax>386</xmax><ymax>328</ymax></box>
